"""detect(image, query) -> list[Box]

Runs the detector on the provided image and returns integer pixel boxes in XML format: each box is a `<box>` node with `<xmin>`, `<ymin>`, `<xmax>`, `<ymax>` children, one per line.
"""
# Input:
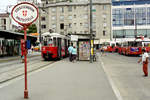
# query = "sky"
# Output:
<box><xmin>0</xmin><ymin>0</ymin><xmax>40</xmax><ymax>13</ymax></box>
<box><xmin>0</xmin><ymin>0</ymin><xmax>17</xmax><ymax>12</ymax></box>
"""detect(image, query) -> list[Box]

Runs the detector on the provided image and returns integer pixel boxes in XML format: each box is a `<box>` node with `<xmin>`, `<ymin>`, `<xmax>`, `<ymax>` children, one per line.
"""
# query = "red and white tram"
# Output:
<box><xmin>119</xmin><ymin>38</ymin><xmax>150</xmax><ymax>56</ymax></box>
<box><xmin>41</xmin><ymin>32</ymin><xmax>70</xmax><ymax>60</ymax></box>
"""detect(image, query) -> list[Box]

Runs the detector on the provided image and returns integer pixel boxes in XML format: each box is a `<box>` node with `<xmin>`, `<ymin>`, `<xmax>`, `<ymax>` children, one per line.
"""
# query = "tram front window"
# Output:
<box><xmin>129</xmin><ymin>42</ymin><xmax>142</xmax><ymax>47</ymax></box>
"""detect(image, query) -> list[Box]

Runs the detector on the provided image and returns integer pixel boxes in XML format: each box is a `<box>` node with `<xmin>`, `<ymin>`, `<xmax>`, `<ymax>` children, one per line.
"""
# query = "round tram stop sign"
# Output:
<box><xmin>11</xmin><ymin>2</ymin><xmax>38</xmax><ymax>26</ymax></box>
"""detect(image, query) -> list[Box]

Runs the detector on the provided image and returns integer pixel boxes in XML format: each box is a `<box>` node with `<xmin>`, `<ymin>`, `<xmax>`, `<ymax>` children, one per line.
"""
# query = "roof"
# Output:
<box><xmin>0</xmin><ymin>13</ymin><xmax>9</xmax><ymax>17</ymax></box>
<box><xmin>39</xmin><ymin>0</ymin><xmax>111</xmax><ymax>7</ymax></box>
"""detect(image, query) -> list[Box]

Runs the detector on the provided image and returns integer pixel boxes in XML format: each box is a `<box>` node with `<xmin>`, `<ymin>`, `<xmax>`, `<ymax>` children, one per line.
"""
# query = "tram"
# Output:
<box><xmin>119</xmin><ymin>37</ymin><xmax>150</xmax><ymax>56</ymax></box>
<box><xmin>41</xmin><ymin>32</ymin><xmax>70</xmax><ymax>60</ymax></box>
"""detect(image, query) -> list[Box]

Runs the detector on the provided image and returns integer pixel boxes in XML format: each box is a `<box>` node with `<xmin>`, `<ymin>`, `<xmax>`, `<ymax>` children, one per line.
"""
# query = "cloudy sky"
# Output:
<box><xmin>0</xmin><ymin>0</ymin><xmax>17</xmax><ymax>12</ymax></box>
<box><xmin>0</xmin><ymin>0</ymin><xmax>41</xmax><ymax>12</ymax></box>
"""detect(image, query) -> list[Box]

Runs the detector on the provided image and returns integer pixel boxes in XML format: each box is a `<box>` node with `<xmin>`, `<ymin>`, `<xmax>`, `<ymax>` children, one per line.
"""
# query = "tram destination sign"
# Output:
<box><xmin>11</xmin><ymin>2</ymin><xmax>38</xmax><ymax>25</ymax></box>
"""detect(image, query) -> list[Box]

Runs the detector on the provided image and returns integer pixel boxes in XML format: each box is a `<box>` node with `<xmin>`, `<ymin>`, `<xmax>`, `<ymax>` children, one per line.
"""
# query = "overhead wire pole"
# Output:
<box><xmin>39</xmin><ymin>6</ymin><xmax>42</xmax><ymax>51</ymax></box>
<box><xmin>134</xmin><ymin>11</ymin><xmax>137</xmax><ymax>38</ymax></box>
<box><xmin>90</xmin><ymin>0</ymin><xmax>93</xmax><ymax>63</ymax></box>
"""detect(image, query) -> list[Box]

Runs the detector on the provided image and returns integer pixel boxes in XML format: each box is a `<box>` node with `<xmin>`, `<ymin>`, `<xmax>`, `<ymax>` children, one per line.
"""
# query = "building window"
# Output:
<box><xmin>60</xmin><ymin>7</ymin><xmax>64</xmax><ymax>13</ymax></box>
<box><xmin>52</xmin><ymin>24</ymin><xmax>56</xmax><ymax>28</ymax></box>
<box><xmin>41</xmin><ymin>25</ymin><xmax>46</xmax><ymax>29</ymax></box>
<box><xmin>84</xmin><ymin>23</ymin><xmax>88</xmax><ymax>28</ymax></box>
<box><xmin>147</xmin><ymin>8</ymin><xmax>150</xmax><ymax>24</ymax></box>
<box><xmin>135</xmin><ymin>8</ymin><xmax>146</xmax><ymax>25</ymax></box>
<box><xmin>84</xmin><ymin>7</ymin><xmax>88</xmax><ymax>11</ymax></box>
<box><xmin>93</xmin><ymin>14</ymin><xmax>96</xmax><ymax>19</ymax></box>
<box><xmin>2</xmin><ymin>19</ymin><xmax>6</xmax><ymax>25</ymax></box>
<box><xmin>103</xmin><ymin>13</ymin><xmax>106</xmax><ymax>18</ymax></box>
<box><xmin>103</xmin><ymin>23</ymin><xmax>107</xmax><ymax>27</ymax></box>
<box><xmin>52</xmin><ymin>8</ymin><xmax>56</xmax><ymax>12</ymax></box>
<box><xmin>92</xmin><ymin>22</ymin><xmax>96</xmax><ymax>29</ymax></box>
<box><xmin>124</xmin><ymin>8</ymin><xmax>135</xmax><ymax>26</ymax></box>
<box><xmin>41</xmin><ymin>17</ymin><xmax>46</xmax><ymax>21</ymax></box>
<box><xmin>84</xmin><ymin>14</ymin><xmax>88</xmax><ymax>19</ymax></box>
<box><xmin>103</xmin><ymin>5</ymin><xmax>106</xmax><ymax>10</ymax></box>
<box><xmin>74</xmin><ymin>15</ymin><xmax>76</xmax><ymax>18</ymax></box>
<box><xmin>69</xmin><ymin>23</ymin><xmax>72</xmax><ymax>28</ymax></box>
<box><xmin>80</xmin><ymin>23</ymin><xmax>82</xmax><ymax>26</ymax></box>
<box><xmin>92</xmin><ymin>5</ymin><xmax>96</xmax><ymax>10</ymax></box>
<box><xmin>68</xmin><ymin>6</ymin><xmax>72</xmax><ymax>12</ymax></box>
<box><xmin>103</xmin><ymin>30</ymin><xmax>106</xmax><ymax>36</ymax></box>
<box><xmin>60</xmin><ymin>23</ymin><xmax>64</xmax><ymax>29</ymax></box>
<box><xmin>52</xmin><ymin>16</ymin><xmax>56</xmax><ymax>20</ymax></box>
<box><xmin>112</xmin><ymin>8</ymin><xmax>124</xmax><ymax>26</ymax></box>
<box><xmin>74</xmin><ymin>6</ymin><xmax>76</xmax><ymax>10</ymax></box>
<box><xmin>60</xmin><ymin>16</ymin><xmax>64</xmax><ymax>20</ymax></box>
<box><xmin>68</xmin><ymin>15</ymin><xmax>72</xmax><ymax>20</ymax></box>
<box><xmin>74</xmin><ymin>23</ymin><xmax>76</xmax><ymax>26</ymax></box>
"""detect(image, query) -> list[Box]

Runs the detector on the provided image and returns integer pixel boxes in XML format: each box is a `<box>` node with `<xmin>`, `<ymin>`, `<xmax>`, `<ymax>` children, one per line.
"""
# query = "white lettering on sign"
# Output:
<box><xmin>11</xmin><ymin>2</ymin><xmax>38</xmax><ymax>25</ymax></box>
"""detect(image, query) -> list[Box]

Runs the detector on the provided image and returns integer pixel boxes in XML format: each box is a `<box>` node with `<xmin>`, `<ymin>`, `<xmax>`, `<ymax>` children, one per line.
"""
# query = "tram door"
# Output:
<box><xmin>64</xmin><ymin>39</ymin><xmax>68</xmax><ymax>57</ymax></box>
<box><xmin>57</xmin><ymin>38</ymin><xmax>62</xmax><ymax>59</ymax></box>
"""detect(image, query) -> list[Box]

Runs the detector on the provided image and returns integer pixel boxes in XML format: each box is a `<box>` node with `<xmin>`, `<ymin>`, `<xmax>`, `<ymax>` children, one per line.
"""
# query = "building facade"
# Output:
<box><xmin>0</xmin><ymin>13</ymin><xmax>12</xmax><ymax>30</ymax></box>
<box><xmin>112</xmin><ymin>0</ymin><xmax>150</xmax><ymax>39</ymax></box>
<box><xmin>38</xmin><ymin>0</ymin><xmax>111</xmax><ymax>44</ymax></box>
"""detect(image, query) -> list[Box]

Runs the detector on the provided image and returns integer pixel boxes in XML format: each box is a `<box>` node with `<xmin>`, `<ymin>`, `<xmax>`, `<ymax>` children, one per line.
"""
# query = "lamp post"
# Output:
<box><xmin>90</xmin><ymin>0</ymin><xmax>93</xmax><ymax>63</ymax></box>
<box><xmin>134</xmin><ymin>11</ymin><xmax>137</xmax><ymax>38</ymax></box>
<box><xmin>39</xmin><ymin>7</ymin><xmax>42</xmax><ymax>51</ymax></box>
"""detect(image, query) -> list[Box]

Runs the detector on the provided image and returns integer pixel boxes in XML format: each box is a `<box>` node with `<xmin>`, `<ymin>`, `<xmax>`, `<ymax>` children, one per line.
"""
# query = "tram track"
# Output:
<box><xmin>0</xmin><ymin>57</ymin><xmax>42</xmax><ymax>74</ymax></box>
<box><xmin>0</xmin><ymin>60</ymin><xmax>56</xmax><ymax>84</ymax></box>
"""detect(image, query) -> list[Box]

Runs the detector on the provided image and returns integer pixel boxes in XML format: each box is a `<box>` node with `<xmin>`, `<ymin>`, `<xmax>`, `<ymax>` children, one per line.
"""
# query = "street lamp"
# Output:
<box><xmin>90</xmin><ymin>0</ymin><xmax>93</xmax><ymax>63</ymax></box>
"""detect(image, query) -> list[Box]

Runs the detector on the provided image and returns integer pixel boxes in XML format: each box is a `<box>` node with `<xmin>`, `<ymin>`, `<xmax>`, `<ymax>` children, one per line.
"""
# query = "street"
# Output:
<box><xmin>100</xmin><ymin>52</ymin><xmax>150</xmax><ymax>100</ymax></box>
<box><xmin>0</xmin><ymin>53</ymin><xmax>54</xmax><ymax>83</ymax></box>
<box><xmin>0</xmin><ymin>52</ymin><xmax>150</xmax><ymax>100</ymax></box>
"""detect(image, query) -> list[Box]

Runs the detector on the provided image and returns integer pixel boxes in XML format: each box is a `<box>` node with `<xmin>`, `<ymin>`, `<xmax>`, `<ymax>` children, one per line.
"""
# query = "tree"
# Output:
<box><xmin>16</xmin><ymin>24</ymin><xmax>37</xmax><ymax>34</ymax></box>
<box><xmin>27</xmin><ymin>24</ymin><xmax>37</xmax><ymax>34</ymax></box>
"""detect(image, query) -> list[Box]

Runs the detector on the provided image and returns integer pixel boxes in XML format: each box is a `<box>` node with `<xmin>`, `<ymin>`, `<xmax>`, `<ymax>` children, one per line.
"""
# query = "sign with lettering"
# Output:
<box><xmin>11</xmin><ymin>2</ymin><xmax>38</xmax><ymax>25</ymax></box>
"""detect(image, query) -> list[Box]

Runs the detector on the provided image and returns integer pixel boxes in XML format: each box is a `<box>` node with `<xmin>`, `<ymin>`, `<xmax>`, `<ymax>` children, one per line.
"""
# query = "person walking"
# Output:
<box><xmin>68</xmin><ymin>44</ymin><xmax>73</xmax><ymax>62</ymax></box>
<box><xmin>138</xmin><ymin>48</ymin><xmax>149</xmax><ymax>77</ymax></box>
<box><xmin>72</xmin><ymin>46</ymin><xmax>77</xmax><ymax>62</ymax></box>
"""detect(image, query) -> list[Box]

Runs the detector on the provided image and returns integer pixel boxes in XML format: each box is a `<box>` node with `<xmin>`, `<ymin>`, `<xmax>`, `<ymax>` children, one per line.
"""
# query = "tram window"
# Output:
<box><xmin>48</xmin><ymin>39</ymin><xmax>53</xmax><ymax>45</ymax></box>
<box><xmin>130</xmin><ymin>42</ymin><xmax>142</xmax><ymax>47</ymax></box>
<box><xmin>53</xmin><ymin>38</ymin><xmax>57</xmax><ymax>47</ymax></box>
<box><xmin>44</xmin><ymin>41</ymin><xmax>47</xmax><ymax>46</ymax></box>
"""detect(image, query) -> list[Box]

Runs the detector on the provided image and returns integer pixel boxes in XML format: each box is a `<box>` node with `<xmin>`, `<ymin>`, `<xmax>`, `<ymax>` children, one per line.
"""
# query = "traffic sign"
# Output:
<box><xmin>11</xmin><ymin>2</ymin><xmax>38</xmax><ymax>26</ymax></box>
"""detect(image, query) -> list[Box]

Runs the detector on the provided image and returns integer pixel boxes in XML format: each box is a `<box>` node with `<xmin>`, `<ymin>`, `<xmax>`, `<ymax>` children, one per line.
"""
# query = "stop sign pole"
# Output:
<box><xmin>11</xmin><ymin>2</ymin><xmax>38</xmax><ymax>99</ymax></box>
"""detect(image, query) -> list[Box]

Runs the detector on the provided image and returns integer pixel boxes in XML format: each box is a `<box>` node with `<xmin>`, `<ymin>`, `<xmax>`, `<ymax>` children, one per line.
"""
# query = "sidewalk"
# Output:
<box><xmin>0</xmin><ymin>52</ymin><xmax>41</xmax><ymax>63</ymax></box>
<box><xmin>0</xmin><ymin>59</ymin><xmax>117</xmax><ymax>100</ymax></box>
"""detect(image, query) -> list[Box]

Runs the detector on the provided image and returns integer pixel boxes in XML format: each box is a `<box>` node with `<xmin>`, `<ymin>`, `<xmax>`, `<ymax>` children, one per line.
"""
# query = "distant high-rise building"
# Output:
<box><xmin>112</xmin><ymin>0</ymin><xmax>150</xmax><ymax>39</ymax></box>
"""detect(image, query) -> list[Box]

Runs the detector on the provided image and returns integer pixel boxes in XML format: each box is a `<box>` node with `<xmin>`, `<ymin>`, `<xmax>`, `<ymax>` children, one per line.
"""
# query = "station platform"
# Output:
<box><xmin>0</xmin><ymin>57</ymin><xmax>117</xmax><ymax>100</ymax></box>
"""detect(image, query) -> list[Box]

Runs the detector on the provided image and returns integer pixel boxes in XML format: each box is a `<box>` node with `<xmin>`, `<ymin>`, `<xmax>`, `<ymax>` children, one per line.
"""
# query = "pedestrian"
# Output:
<box><xmin>100</xmin><ymin>45</ymin><xmax>105</xmax><ymax>56</ymax></box>
<box><xmin>138</xmin><ymin>48</ymin><xmax>149</xmax><ymax>77</ymax></box>
<box><xmin>68</xmin><ymin>44</ymin><xmax>73</xmax><ymax>62</ymax></box>
<box><xmin>72</xmin><ymin>46</ymin><xmax>77</xmax><ymax>62</ymax></box>
<box><xmin>21</xmin><ymin>51</ymin><xmax>24</xmax><ymax>63</ymax></box>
